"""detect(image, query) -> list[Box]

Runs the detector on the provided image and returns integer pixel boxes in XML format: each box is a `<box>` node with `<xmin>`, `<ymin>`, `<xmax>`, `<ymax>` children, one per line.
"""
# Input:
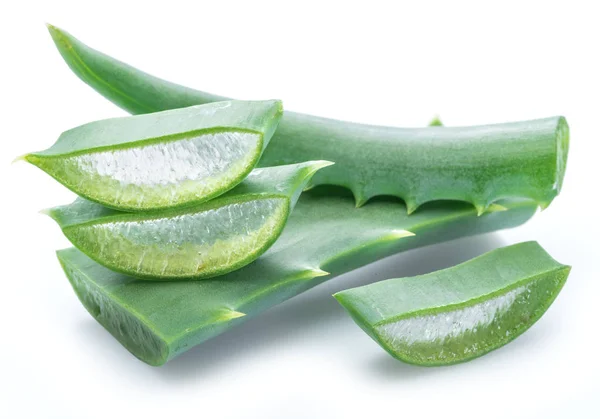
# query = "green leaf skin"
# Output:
<box><xmin>334</xmin><ymin>241</ymin><xmax>570</xmax><ymax>366</ymax></box>
<box><xmin>23</xmin><ymin>99</ymin><xmax>283</xmax><ymax>211</ymax></box>
<box><xmin>56</xmin><ymin>191</ymin><xmax>537</xmax><ymax>366</ymax></box>
<box><xmin>47</xmin><ymin>161</ymin><xmax>330</xmax><ymax>280</ymax></box>
<box><xmin>48</xmin><ymin>25</ymin><xmax>569</xmax><ymax>214</ymax></box>
<box><xmin>428</xmin><ymin>116</ymin><xmax>443</xmax><ymax>126</ymax></box>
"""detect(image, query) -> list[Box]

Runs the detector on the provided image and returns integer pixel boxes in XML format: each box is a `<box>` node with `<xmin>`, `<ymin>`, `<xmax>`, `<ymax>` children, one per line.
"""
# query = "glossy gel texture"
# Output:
<box><xmin>49</xmin><ymin>161</ymin><xmax>330</xmax><ymax>280</ymax></box>
<box><xmin>334</xmin><ymin>242</ymin><xmax>570</xmax><ymax>365</ymax></box>
<box><xmin>57</xmin><ymin>191</ymin><xmax>537</xmax><ymax>365</ymax></box>
<box><xmin>24</xmin><ymin>99</ymin><xmax>283</xmax><ymax>211</ymax></box>
<box><xmin>48</xmin><ymin>25</ymin><xmax>569</xmax><ymax>214</ymax></box>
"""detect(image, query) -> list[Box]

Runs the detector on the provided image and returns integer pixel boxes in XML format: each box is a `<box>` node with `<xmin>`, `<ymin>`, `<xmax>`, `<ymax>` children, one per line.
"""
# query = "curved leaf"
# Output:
<box><xmin>48</xmin><ymin>162</ymin><xmax>330</xmax><ymax>280</ymax></box>
<box><xmin>334</xmin><ymin>241</ymin><xmax>570</xmax><ymax>365</ymax></box>
<box><xmin>47</xmin><ymin>25</ymin><xmax>569</xmax><ymax>214</ymax></box>
<box><xmin>56</xmin><ymin>192</ymin><xmax>537</xmax><ymax>365</ymax></box>
<box><xmin>24</xmin><ymin>100</ymin><xmax>283</xmax><ymax>211</ymax></box>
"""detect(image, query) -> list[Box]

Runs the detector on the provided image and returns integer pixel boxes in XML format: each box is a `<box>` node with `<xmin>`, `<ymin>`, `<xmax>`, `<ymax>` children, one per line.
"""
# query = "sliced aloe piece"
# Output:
<box><xmin>47</xmin><ymin>161</ymin><xmax>329</xmax><ymax>280</ymax></box>
<box><xmin>334</xmin><ymin>241</ymin><xmax>570</xmax><ymax>366</ymax></box>
<box><xmin>23</xmin><ymin>100</ymin><xmax>282</xmax><ymax>211</ymax></box>
<box><xmin>56</xmin><ymin>191</ymin><xmax>537</xmax><ymax>365</ymax></box>
<box><xmin>47</xmin><ymin>25</ymin><xmax>569</xmax><ymax>214</ymax></box>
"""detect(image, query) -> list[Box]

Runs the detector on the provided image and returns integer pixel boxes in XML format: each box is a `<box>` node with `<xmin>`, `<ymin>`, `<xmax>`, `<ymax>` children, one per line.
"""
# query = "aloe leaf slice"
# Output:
<box><xmin>22</xmin><ymin>99</ymin><xmax>282</xmax><ymax>211</ymax></box>
<box><xmin>56</xmin><ymin>191</ymin><xmax>537</xmax><ymax>365</ymax></box>
<box><xmin>47</xmin><ymin>161</ymin><xmax>329</xmax><ymax>280</ymax></box>
<box><xmin>47</xmin><ymin>25</ymin><xmax>569</xmax><ymax>214</ymax></box>
<box><xmin>334</xmin><ymin>241</ymin><xmax>570</xmax><ymax>366</ymax></box>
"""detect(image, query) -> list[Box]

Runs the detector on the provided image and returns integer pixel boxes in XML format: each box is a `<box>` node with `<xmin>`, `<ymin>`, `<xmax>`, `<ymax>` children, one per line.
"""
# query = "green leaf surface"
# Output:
<box><xmin>47</xmin><ymin>25</ymin><xmax>569</xmax><ymax>214</ymax></box>
<box><xmin>48</xmin><ymin>161</ymin><xmax>330</xmax><ymax>280</ymax></box>
<box><xmin>56</xmin><ymin>190</ymin><xmax>537</xmax><ymax>366</ymax></box>
<box><xmin>24</xmin><ymin>99</ymin><xmax>283</xmax><ymax>211</ymax></box>
<box><xmin>334</xmin><ymin>241</ymin><xmax>570</xmax><ymax>366</ymax></box>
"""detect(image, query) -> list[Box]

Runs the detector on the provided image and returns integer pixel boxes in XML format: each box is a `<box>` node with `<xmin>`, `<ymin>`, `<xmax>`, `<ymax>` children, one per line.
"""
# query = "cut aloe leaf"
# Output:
<box><xmin>334</xmin><ymin>241</ymin><xmax>570</xmax><ymax>366</ymax></box>
<box><xmin>23</xmin><ymin>99</ymin><xmax>282</xmax><ymax>211</ymax></box>
<box><xmin>56</xmin><ymin>190</ymin><xmax>537</xmax><ymax>365</ymax></box>
<box><xmin>47</xmin><ymin>161</ymin><xmax>329</xmax><ymax>280</ymax></box>
<box><xmin>47</xmin><ymin>25</ymin><xmax>569</xmax><ymax>214</ymax></box>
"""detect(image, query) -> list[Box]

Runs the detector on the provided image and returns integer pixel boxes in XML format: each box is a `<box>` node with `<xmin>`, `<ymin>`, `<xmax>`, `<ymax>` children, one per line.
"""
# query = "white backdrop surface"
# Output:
<box><xmin>1</xmin><ymin>1</ymin><xmax>598</xmax><ymax>418</ymax></box>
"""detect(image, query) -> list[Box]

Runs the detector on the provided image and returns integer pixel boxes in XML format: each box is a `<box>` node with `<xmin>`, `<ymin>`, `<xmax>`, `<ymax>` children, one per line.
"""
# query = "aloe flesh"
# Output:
<box><xmin>334</xmin><ymin>241</ymin><xmax>570</xmax><ymax>366</ymax></box>
<box><xmin>47</xmin><ymin>25</ymin><xmax>569</xmax><ymax>214</ymax></box>
<box><xmin>57</xmin><ymin>190</ymin><xmax>537</xmax><ymax>366</ymax></box>
<box><xmin>48</xmin><ymin>161</ymin><xmax>329</xmax><ymax>280</ymax></box>
<box><xmin>24</xmin><ymin>99</ymin><xmax>282</xmax><ymax>211</ymax></box>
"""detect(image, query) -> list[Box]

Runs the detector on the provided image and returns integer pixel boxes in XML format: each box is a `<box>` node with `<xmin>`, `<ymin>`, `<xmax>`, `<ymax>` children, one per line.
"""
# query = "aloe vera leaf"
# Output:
<box><xmin>428</xmin><ymin>116</ymin><xmax>443</xmax><ymax>126</ymax></box>
<box><xmin>48</xmin><ymin>25</ymin><xmax>569</xmax><ymax>214</ymax></box>
<box><xmin>22</xmin><ymin>99</ymin><xmax>282</xmax><ymax>211</ymax></box>
<box><xmin>334</xmin><ymin>241</ymin><xmax>570</xmax><ymax>366</ymax></box>
<box><xmin>56</xmin><ymin>192</ymin><xmax>537</xmax><ymax>365</ymax></box>
<box><xmin>47</xmin><ymin>161</ymin><xmax>329</xmax><ymax>280</ymax></box>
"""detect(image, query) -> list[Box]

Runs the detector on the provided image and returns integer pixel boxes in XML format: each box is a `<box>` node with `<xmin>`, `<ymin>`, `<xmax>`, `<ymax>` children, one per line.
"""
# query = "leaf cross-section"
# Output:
<box><xmin>334</xmin><ymin>241</ymin><xmax>570</xmax><ymax>365</ymax></box>
<box><xmin>56</xmin><ymin>191</ymin><xmax>538</xmax><ymax>365</ymax></box>
<box><xmin>47</xmin><ymin>25</ymin><xmax>569</xmax><ymax>214</ymax></box>
<box><xmin>24</xmin><ymin>99</ymin><xmax>283</xmax><ymax>211</ymax></box>
<box><xmin>49</xmin><ymin>161</ymin><xmax>330</xmax><ymax>280</ymax></box>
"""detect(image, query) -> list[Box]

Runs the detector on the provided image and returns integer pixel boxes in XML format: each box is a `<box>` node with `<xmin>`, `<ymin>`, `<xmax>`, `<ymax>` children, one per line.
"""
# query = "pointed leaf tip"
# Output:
<box><xmin>355</xmin><ymin>199</ymin><xmax>367</xmax><ymax>208</ymax></box>
<box><xmin>390</xmin><ymin>229</ymin><xmax>415</xmax><ymax>238</ymax></box>
<box><xmin>297</xmin><ymin>268</ymin><xmax>330</xmax><ymax>280</ymax></box>
<box><xmin>380</xmin><ymin>230</ymin><xmax>415</xmax><ymax>242</ymax></box>
<box><xmin>46</xmin><ymin>23</ymin><xmax>65</xmax><ymax>42</ymax></box>
<box><xmin>475</xmin><ymin>204</ymin><xmax>487</xmax><ymax>216</ymax></box>
<box><xmin>12</xmin><ymin>154</ymin><xmax>28</xmax><ymax>164</ymax></box>
<box><xmin>39</xmin><ymin>208</ymin><xmax>53</xmax><ymax>217</ymax></box>
<box><xmin>538</xmin><ymin>200</ymin><xmax>551</xmax><ymax>211</ymax></box>
<box><xmin>16</xmin><ymin>154</ymin><xmax>41</xmax><ymax>166</ymax></box>
<box><xmin>216</xmin><ymin>309</ymin><xmax>246</xmax><ymax>322</ymax></box>
<box><xmin>428</xmin><ymin>116</ymin><xmax>443</xmax><ymax>126</ymax></box>
<box><xmin>307</xmin><ymin>160</ymin><xmax>335</xmax><ymax>176</ymax></box>
<box><xmin>405</xmin><ymin>200</ymin><xmax>419</xmax><ymax>215</ymax></box>
<box><xmin>309</xmin><ymin>268</ymin><xmax>330</xmax><ymax>277</ymax></box>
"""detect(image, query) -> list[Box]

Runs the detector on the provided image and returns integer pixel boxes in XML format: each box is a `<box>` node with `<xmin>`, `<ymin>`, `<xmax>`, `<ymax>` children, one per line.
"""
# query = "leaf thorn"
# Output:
<box><xmin>216</xmin><ymin>309</ymin><xmax>246</xmax><ymax>322</ymax></box>
<box><xmin>39</xmin><ymin>208</ymin><xmax>53</xmax><ymax>217</ymax></box>
<box><xmin>12</xmin><ymin>154</ymin><xmax>29</xmax><ymax>164</ymax></box>
<box><xmin>383</xmin><ymin>230</ymin><xmax>416</xmax><ymax>241</ymax></box>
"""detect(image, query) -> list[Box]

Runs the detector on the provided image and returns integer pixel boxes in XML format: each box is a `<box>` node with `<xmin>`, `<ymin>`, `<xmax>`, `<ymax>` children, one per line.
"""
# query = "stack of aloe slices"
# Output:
<box><xmin>22</xmin><ymin>25</ymin><xmax>571</xmax><ymax>366</ymax></box>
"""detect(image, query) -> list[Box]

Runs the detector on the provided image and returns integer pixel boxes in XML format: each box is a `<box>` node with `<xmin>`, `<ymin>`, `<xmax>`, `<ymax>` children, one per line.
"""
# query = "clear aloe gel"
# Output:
<box><xmin>56</xmin><ymin>195</ymin><xmax>537</xmax><ymax>365</ymax></box>
<box><xmin>334</xmin><ymin>241</ymin><xmax>570</xmax><ymax>366</ymax></box>
<box><xmin>48</xmin><ymin>25</ymin><xmax>569</xmax><ymax>214</ymax></box>
<box><xmin>23</xmin><ymin>99</ymin><xmax>283</xmax><ymax>211</ymax></box>
<box><xmin>48</xmin><ymin>161</ymin><xmax>331</xmax><ymax>280</ymax></box>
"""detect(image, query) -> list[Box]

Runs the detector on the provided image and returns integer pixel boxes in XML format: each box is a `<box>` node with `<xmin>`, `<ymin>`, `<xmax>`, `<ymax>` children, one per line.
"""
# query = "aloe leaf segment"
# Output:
<box><xmin>24</xmin><ymin>99</ymin><xmax>283</xmax><ymax>211</ymax></box>
<box><xmin>334</xmin><ymin>241</ymin><xmax>570</xmax><ymax>366</ymax></box>
<box><xmin>57</xmin><ymin>191</ymin><xmax>537</xmax><ymax>366</ymax></box>
<box><xmin>48</xmin><ymin>161</ymin><xmax>330</xmax><ymax>280</ymax></box>
<box><xmin>48</xmin><ymin>25</ymin><xmax>569</xmax><ymax>214</ymax></box>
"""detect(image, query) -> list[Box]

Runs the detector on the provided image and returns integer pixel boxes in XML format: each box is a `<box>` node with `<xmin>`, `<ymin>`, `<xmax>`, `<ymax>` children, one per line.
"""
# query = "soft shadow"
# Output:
<box><xmin>152</xmin><ymin>233</ymin><xmax>507</xmax><ymax>381</ymax></box>
<box><xmin>366</xmin><ymin>354</ymin><xmax>445</xmax><ymax>380</ymax></box>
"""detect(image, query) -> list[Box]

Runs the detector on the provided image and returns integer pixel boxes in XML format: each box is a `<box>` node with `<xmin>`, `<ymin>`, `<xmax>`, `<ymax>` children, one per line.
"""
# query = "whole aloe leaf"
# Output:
<box><xmin>22</xmin><ymin>99</ymin><xmax>282</xmax><ymax>211</ymax></box>
<box><xmin>47</xmin><ymin>25</ymin><xmax>569</xmax><ymax>214</ymax></box>
<box><xmin>56</xmin><ymin>190</ymin><xmax>537</xmax><ymax>366</ymax></box>
<box><xmin>334</xmin><ymin>241</ymin><xmax>570</xmax><ymax>366</ymax></box>
<box><xmin>47</xmin><ymin>161</ymin><xmax>330</xmax><ymax>280</ymax></box>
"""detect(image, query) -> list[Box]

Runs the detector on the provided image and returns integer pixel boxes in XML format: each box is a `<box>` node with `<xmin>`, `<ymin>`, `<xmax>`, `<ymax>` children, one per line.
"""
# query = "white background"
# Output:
<box><xmin>1</xmin><ymin>1</ymin><xmax>598</xmax><ymax>418</ymax></box>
